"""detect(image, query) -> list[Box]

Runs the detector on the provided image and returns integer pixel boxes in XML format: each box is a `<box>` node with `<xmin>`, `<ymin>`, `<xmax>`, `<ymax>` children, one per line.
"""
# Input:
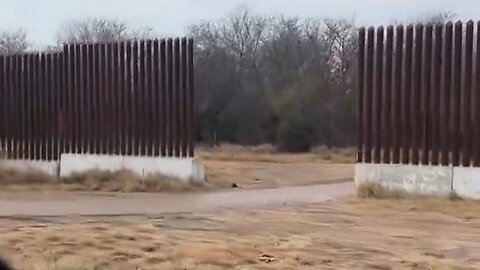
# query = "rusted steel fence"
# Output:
<box><xmin>0</xmin><ymin>38</ymin><xmax>194</xmax><ymax>160</ymax></box>
<box><xmin>358</xmin><ymin>21</ymin><xmax>480</xmax><ymax>166</ymax></box>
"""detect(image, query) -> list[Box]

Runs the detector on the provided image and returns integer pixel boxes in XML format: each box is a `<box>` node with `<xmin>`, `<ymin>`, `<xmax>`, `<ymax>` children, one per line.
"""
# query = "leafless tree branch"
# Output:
<box><xmin>0</xmin><ymin>29</ymin><xmax>29</xmax><ymax>55</ymax></box>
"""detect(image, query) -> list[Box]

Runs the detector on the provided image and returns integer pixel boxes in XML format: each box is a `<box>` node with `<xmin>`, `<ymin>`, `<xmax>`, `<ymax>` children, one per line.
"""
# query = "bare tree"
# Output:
<box><xmin>56</xmin><ymin>18</ymin><xmax>154</xmax><ymax>44</ymax></box>
<box><xmin>390</xmin><ymin>11</ymin><xmax>456</xmax><ymax>25</ymax></box>
<box><xmin>262</xmin><ymin>16</ymin><xmax>318</xmax><ymax>92</ymax></box>
<box><xmin>323</xmin><ymin>18</ymin><xmax>357</xmax><ymax>88</ymax></box>
<box><xmin>188</xmin><ymin>5</ymin><xmax>360</xmax><ymax>149</ymax></box>
<box><xmin>189</xmin><ymin>21</ymin><xmax>221</xmax><ymax>50</ymax></box>
<box><xmin>44</xmin><ymin>45</ymin><xmax>63</xmax><ymax>53</ymax></box>
<box><xmin>220</xmin><ymin>6</ymin><xmax>270</xmax><ymax>75</ymax></box>
<box><xmin>0</xmin><ymin>29</ymin><xmax>29</xmax><ymax>55</ymax></box>
<box><xmin>417</xmin><ymin>11</ymin><xmax>456</xmax><ymax>24</ymax></box>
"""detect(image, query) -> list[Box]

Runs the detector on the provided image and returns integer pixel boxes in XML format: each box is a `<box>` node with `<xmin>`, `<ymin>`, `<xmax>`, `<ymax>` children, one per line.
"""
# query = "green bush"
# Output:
<box><xmin>276</xmin><ymin>112</ymin><xmax>316</xmax><ymax>152</ymax></box>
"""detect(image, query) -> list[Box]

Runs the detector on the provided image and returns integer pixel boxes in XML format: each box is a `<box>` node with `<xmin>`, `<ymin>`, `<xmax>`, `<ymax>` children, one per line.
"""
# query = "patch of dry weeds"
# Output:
<box><xmin>0</xmin><ymin>167</ymin><xmax>208</xmax><ymax>193</ymax></box>
<box><xmin>65</xmin><ymin>169</ymin><xmax>208</xmax><ymax>192</ymax></box>
<box><xmin>357</xmin><ymin>182</ymin><xmax>410</xmax><ymax>199</ymax></box>
<box><xmin>198</xmin><ymin>144</ymin><xmax>356</xmax><ymax>164</ymax></box>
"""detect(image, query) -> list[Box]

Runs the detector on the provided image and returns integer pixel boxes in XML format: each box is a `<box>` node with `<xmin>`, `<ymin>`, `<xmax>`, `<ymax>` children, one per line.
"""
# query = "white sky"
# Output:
<box><xmin>1</xmin><ymin>0</ymin><xmax>480</xmax><ymax>48</ymax></box>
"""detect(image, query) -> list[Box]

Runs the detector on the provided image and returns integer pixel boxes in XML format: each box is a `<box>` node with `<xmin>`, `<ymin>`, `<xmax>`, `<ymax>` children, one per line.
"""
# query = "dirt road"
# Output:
<box><xmin>0</xmin><ymin>182</ymin><xmax>354</xmax><ymax>217</ymax></box>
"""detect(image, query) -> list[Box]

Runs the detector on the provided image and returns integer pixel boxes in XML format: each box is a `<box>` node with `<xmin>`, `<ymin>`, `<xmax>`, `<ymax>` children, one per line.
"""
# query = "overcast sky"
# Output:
<box><xmin>1</xmin><ymin>0</ymin><xmax>480</xmax><ymax>48</ymax></box>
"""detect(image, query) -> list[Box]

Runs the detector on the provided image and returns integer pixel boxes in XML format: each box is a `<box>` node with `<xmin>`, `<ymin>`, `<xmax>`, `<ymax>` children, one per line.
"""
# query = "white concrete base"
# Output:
<box><xmin>356</xmin><ymin>163</ymin><xmax>480</xmax><ymax>199</ymax></box>
<box><xmin>0</xmin><ymin>159</ymin><xmax>59</xmax><ymax>176</ymax></box>
<box><xmin>0</xmin><ymin>154</ymin><xmax>206</xmax><ymax>183</ymax></box>
<box><xmin>452</xmin><ymin>167</ymin><xmax>480</xmax><ymax>199</ymax></box>
<box><xmin>59</xmin><ymin>154</ymin><xmax>206</xmax><ymax>181</ymax></box>
<box><xmin>355</xmin><ymin>163</ymin><xmax>453</xmax><ymax>196</ymax></box>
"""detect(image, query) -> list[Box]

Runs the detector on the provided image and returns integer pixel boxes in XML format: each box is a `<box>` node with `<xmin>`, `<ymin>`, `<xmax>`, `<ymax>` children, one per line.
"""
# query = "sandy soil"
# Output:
<box><xmin>1</xmin><ymin>197</ymin><xmax>480</xmax><ymax>270</ymax></box>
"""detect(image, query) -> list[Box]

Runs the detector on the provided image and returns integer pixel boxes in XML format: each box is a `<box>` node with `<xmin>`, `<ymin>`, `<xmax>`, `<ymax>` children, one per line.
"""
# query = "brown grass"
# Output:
<box><xmin>2</xmin><ymin>199</ymin><xmax>480</xmax><ymax>269</ymax></box>
<box><xmin>346</xmin><ymin>194</ymin><xmax>480</xmax><ymax>222</ymax></box>
<box><xmin>65</xmin><ymin>170</ymin><xmax>207</xmax><ymax>192</ymax></box>
<box><xmin>311</xmin><ymin>145</ymin><xmax>357</xmax><ymax>163</ymax></box>
<box><xmin>357</xmin><ymin>182</ymin><xmax>408</xmax><ymax>199</ymax></box>
<box><xmin>0</xmin><ymin>168</ymin><xmax>207</xmax><ymax>193</ymax></box>
<box><xmin>197</xmin><ymin>143</ymin><xmax>277</xmax><ymax>154</ymax></box>
<box><xmin>357</xmin><ymin>182</ymin><xmax>463</xmax><ymax>201</ymax></box>
<box><xmin>196</xmin><ymin>144</ymin><xmax>355</xmax><ymax>190</ymax></box>
<box><xmin>197</xmin><ymin>144</ymin><xmax>356</xmax><ymax>164</ymax></box>
<box><xmin>0</xmin><ymin>167</ymin><xmax>55</xmax><ymax>185</ymax></box>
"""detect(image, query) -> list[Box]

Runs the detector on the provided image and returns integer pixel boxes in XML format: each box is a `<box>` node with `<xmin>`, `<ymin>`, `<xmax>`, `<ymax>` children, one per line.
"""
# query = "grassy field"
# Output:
<box><xmin>1</xmin><ymin>197</ymin><xmax>480</xmax><ymax>270</ymax></box>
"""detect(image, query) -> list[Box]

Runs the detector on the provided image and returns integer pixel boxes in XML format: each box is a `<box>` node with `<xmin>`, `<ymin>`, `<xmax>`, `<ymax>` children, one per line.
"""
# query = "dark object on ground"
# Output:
<box><xmin>231</xmin><ymin>183</ymin><xmax>240</xmax><ymax>188</ymax></box>
<box><xmin>0</xmin><ymin>258</ymin><xmax>14</xmax><ymax>270</ymax></box>
<box><xmin>258</xmin><ymin>254</ymin><xmax>277</xmax><ymax>263</ymax></box>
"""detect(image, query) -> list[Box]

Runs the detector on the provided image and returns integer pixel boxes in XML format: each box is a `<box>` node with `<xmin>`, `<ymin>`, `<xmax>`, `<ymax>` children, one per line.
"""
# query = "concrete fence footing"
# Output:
<box><xmin>355</xmin><ymin>163</ymin><xmax>480</xmax><ymax>199</ymax></box>
<box><xmin>0</xmin><ymin>155</ymin><xmax>206</xmax><ymax>182</ymax></box>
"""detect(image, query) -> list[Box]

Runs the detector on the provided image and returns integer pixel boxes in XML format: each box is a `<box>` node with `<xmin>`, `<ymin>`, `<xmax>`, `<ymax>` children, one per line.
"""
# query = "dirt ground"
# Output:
<box><xmin>1</xmin><ymin>197</ymin><xmax>480</xmax><ymax>270</ymax></box>
<box><xmin>199</xmin><ymin>146</ymin><xmax>355</xmax><ymax>189</ymax></box>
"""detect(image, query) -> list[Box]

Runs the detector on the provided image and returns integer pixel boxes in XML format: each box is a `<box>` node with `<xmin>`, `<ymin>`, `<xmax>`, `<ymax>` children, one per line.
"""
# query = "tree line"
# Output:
<box><xmin>0</xmin><ymin>8</ymin><xmax>454</xmax><ymax>152</ymax></box>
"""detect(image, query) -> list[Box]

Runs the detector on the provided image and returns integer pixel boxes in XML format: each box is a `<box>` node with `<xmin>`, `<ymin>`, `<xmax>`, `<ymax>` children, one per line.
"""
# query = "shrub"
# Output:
<box><xmin>276</xmin><ymin>111</ymin><xmax>316</xmax><ymax>152</ymax></box>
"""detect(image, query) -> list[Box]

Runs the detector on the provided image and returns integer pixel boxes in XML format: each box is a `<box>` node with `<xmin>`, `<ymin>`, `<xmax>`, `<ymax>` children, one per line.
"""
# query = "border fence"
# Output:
<box><xmin>0</xmin><ymin>38</ymin><xmax>194</xmax><ymax>161</ymax></box>
<box><xmin>358</xmin><ymin>21</ymin><xmax>480</xmax><ymax>167</ymax></box>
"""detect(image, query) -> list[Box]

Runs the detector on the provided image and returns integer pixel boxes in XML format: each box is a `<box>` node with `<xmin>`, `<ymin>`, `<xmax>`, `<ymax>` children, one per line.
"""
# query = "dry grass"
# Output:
<box><xmin>2</xmin><ymin>198</ymin><xmax>480</xmax><ymax>269</ymax></box>
<box><xmin>65</xmin><ymin>170</ymin><xmax>207</xmax><ymax>192</ymax></box>
<box><xmin>197</xmin><ymin>144</ymin><xmax>354</xmax><ymax>190</ymax></box>
<box><xmin>197</xmin><ymin>144</ymin><xmax>356</xmax><ymax>164</ymax></box>
<box><xmin>0</xmin><ymin>168</ymin><xmax>207</xmax><ymax>193</ymax></box>
<box><xmin>203</xmin><ymin>160</ymin><xmax>353</xmax><ymax>190</ymax></box>
<box><xmin>311</xmin><ymin>145</ymin><xmax>357</xmax><ymax>163</ymax></box>
<box><xmin>197</xmin><ymin>143</ymin><xmax>277</xmax><ymax>154</ymax></box>
<box><xmin>357</xmin><ymin>182</ymin><xmax>409</xmax><ymax>199</ymax></box>
<box><xmin>346</xmin><ymin>194</ymin><xmax>480</xmax><ymax>223</ymax></box>
<box><xmin>357</xmin><ymin>182</ymin><xmax>462</xmax><ymax>201</ymax></box>
<box><xmin>0</xmin><ymin>167</ymin><xmax>55</xmax><ymax>185</ymax></box>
